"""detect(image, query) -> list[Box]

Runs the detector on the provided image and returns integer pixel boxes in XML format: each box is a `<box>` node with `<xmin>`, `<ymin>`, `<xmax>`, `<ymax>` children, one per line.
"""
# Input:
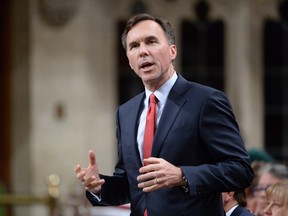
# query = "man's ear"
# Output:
<box><xmin>170</xmin><ymin>44</ymin><xmax>177</xmax><ymax>61</ymax></box>
<box><xmin>222</xmin><ymin>191</ymin><xmax>234</xmax><ymax>201</ymax></box>
<box><xmin>226</xmin><ymin>191</ymin><xmax>234</xmax><ymax>199</ymax></box>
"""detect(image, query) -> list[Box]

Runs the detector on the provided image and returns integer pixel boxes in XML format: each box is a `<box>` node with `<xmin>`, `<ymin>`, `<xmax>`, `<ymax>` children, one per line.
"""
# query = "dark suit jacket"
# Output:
<box><xmin>230</xmin><ymin>205</ymin><xmax>255</xmax><ymax>216</ymax></box>
<box><xmin>87</xmin><ymin>75</ymin><xmax>253</xmax><ymax>216</ymax></box>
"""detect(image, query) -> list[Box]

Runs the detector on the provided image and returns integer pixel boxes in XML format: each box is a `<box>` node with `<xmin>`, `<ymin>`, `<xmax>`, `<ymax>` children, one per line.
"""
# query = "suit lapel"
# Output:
<box><xmin>230</xmin><ymin>206</ymin><xmax>242</xmax><ymax>216</ymax></box>
<box><xmin>152</xmin><ymin>75</ymin><xmax>189</xmax><ymax>157</ymax></box>
<box><xmin>126</xmin><ymin>93</ymin><xmax>145</xmax><ymax>166</ymax></box>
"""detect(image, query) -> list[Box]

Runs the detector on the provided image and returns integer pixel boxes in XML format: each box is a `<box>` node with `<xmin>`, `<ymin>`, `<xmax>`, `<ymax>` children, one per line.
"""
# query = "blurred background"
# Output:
<box><xmin>0</xmin><ymin>0</ymin><xmax>287</xmax><ymax>215</ymax></box>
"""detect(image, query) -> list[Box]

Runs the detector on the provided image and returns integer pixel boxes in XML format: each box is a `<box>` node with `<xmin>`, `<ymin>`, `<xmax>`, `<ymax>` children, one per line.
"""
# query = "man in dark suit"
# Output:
<box><xmin>75</xmin><ymin>13</ymin><xmax>253</xmax><ymax>216</ymax></box>
<box><xmin>222</xmin><ymin>190</ymin><xmax>255</xmax><ymax>216</ymax></box>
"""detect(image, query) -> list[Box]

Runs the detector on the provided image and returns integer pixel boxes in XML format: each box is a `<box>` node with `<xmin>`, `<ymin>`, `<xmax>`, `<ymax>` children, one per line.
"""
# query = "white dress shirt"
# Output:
<box><xmin>137</xmin><ymin>72</ymin><xmax>178</xmax><ymax>162</ymax></box>
<box><xmin>226</xmin><ymin>205</ymin><xmax>239</xmax><ymax>216</ymax></box>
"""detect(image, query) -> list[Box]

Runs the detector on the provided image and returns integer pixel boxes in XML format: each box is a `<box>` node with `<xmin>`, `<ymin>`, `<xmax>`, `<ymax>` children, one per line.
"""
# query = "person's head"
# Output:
<box><xmin>121</xmin><ymin>13</ymin><xmax>177</xmax><ymax>91</ymax></box>
<box><xmin>246</xmin><ymin>161</ymin><xmax>268</xmax><ymax>214</ymax></box>
<box><xmin>254</xmin><ymin>163</ymin><xmax>288</xmax><ymax>216</ymax></box>
<box><xmin>121</xmin><ymin>13</ymin><xmax>176</xmax><ymax>51</ymax></box>
<box><xmin>264</xmin><ymin>180</ymin><xmax>288</xmax><ymax>216</ymax></box>
<box><xmin>222</xmin><ymin>190</ymin><xmax>247</xmax><ymax>213</ymax></box>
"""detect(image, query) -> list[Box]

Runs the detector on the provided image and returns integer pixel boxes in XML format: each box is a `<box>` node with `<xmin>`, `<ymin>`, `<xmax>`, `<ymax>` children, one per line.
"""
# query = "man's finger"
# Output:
<box><xmin>88</xmin><ymin>150</ymin><xmax>96</xmax><ymax>166</ymax></box>
<box><xmin>74</xmin><ymin>164</ymin><xmax>81</xmax><ymax>173</ymax></box>
<box><xmin>76</xmin><ymin>171</ymin><xmax>85</xmax><ymax>180</ymax></box>
<box><xmin>82</xmin><ymin>175</ymin><xmax>96</xmax><ymax>186</ymax></box>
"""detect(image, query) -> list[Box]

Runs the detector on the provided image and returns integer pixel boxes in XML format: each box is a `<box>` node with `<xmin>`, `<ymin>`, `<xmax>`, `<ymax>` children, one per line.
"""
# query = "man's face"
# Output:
<box><xmin>126</xmin><ymin>20</ymin><xmax>177</xmax><ymax>91</ymax></box>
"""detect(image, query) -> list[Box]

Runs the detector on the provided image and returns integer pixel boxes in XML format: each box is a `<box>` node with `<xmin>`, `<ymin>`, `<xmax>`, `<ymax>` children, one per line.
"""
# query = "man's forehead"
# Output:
<box><xmin>127</xmin><ymin>20</ymin><xmax>164</xmax><ymax>41</ymax></box>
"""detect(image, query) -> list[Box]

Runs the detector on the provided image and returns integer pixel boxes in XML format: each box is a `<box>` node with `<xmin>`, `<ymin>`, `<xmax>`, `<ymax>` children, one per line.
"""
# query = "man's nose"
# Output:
<box><xmin>139</xmin><ymin>44</ymin><xmax>149</xmax><ymax>56</ymax></box>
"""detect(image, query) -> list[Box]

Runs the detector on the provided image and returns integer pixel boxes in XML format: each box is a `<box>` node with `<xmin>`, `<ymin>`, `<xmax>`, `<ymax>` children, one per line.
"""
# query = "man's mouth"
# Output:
<box><xmin>140</xmin><ymin>62</ymin><xmax>154</xmax><ymax>70</ymax></box>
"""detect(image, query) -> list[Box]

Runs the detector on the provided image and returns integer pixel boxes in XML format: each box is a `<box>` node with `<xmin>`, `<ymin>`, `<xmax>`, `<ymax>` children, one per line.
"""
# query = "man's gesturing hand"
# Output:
<box><xmin>74</xmin><ymin>150</ymin><xmax>105</xmax><ymax>194</ymax></box>
<box><xmin>137</xmin><ymin>157</ymin><xmax>184</xmax><ymax>193</ymax></box>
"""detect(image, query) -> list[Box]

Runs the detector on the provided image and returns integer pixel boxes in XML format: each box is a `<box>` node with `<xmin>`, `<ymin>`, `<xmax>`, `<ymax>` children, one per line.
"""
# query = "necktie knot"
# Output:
<box><xmin>149</xmin><ymin>93</ymin><xmax>157</xmax><ymax>105</ymax></box>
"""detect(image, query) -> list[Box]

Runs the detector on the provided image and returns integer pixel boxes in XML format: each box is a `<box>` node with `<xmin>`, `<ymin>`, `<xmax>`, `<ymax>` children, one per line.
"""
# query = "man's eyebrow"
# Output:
<box><xmin>145</xmin><ymin>35</ymin><xmax>158</xmax><ymax>41</ymax></box>
<box><xmin>128</xmin><ymin>35</ymin><xmax>159</xmax><ymax>48</ymax></box>
<box><xmin>128</xmin><ymin>41</ymin><xmax>138</xmax><ymax>48</ymax></box>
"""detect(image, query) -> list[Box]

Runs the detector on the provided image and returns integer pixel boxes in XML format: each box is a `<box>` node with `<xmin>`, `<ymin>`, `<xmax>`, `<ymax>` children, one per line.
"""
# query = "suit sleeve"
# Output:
<box><xmin>181</xmin><ymin>90</ymin><xmax>254</xmax><ymax>196</ymax></box>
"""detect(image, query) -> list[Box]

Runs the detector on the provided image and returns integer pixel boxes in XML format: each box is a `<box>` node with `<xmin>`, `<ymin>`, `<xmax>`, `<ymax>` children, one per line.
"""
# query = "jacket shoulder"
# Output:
<box><xmin>118</xmin><ymin>92</ymin><xmax>144</xmax><ymax>112</ymax></box>
<box><xmin>175</xmin><ymin>75</ymin><xmax>226</xmax><ymax>101</ymax></box>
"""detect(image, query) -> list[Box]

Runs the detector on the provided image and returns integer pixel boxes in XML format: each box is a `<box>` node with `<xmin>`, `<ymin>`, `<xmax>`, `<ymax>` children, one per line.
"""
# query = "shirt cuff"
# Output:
<box><xmin>89</xmin><ymin>191</ymin><xmax>101</xmax><ymax>202</ymax></box>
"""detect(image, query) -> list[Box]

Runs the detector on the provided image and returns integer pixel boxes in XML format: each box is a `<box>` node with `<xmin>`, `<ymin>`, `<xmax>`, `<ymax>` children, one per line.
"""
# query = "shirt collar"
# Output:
<box><xmin>226</xmin><ymin>204</ymin><xmax>239</xmax><ymax>216</ymax></box>
<box><xmin>144</xmin><ymin>71</ymin><xmax>178</xmax><ymax>107</ymax></box>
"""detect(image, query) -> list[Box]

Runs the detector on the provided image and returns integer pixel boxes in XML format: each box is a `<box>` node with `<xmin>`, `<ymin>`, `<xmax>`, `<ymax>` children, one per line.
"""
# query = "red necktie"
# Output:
<box><xmin>143</xmin><ymin>93</ymin><xmax>157</xmax><ymax>162</ymax></box>
<box><xmin>143</xmin><ymin>94</ymin><xmax>157</xmax><ymax>216</ymax></box>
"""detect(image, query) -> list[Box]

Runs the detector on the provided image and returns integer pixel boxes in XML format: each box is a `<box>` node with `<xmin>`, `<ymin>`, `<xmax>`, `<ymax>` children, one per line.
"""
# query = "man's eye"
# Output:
<box><xmin>129</xmin><ymin>44</ymin><xmax>139</xmax><ymax>50</ymax></box>
<box><xmin>148</xmin><ymin>39</ymin><xmax>157</xmax><ymax>44</ymax></box>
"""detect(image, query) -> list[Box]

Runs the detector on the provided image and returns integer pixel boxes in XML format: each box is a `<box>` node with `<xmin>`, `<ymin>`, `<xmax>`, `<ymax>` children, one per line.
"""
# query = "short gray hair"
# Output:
<box><xmin>259</xmin><ymin>163</ymin><xmax>288</xmax><ymax>180</ymax></box>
